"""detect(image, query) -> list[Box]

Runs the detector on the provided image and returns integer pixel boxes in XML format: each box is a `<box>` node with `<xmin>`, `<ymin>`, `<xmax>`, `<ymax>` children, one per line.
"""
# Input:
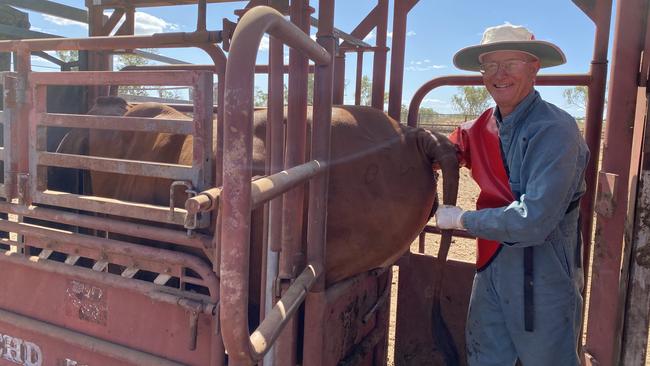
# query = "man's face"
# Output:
<box><xmin>480</xmin><ymin>51</ymin><xmax>540</xmax><ymax>116</ymax></box>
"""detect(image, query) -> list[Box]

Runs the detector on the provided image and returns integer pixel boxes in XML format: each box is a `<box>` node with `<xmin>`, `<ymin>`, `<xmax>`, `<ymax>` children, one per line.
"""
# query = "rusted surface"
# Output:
<box><xmin>0</xmin><ymin>254</ymin><xmax>220</xmax><ymax>365</ymax></box>
<box><xmin>304</xmin><ymin>271</ymin><xmax>388</xmax><ymax>366</ymax></box>
<box><xmin>621</xmin><ymin>171</ymin><xmax>650</xmax><ymax>364</ymax></box>
<box><xmin>585</xmin><ymin>0</ymin><xmax>646</xmax><ymax>363</ymax></box>
<box><xmin>220</xmin><ymin>5</ymin><xmax>330</xmax><ymax>364</ymax></box>
<box><xmin>0</xmin><ymin>200</ymin><xmax>211</xmax><ymax>250</ymax></box>
<box><xmin>395</xmin><ymin>254</ymin><xmax>474</xmax><ymax>366</ymax></box>
<box><xmin>387</xmin><ymin>0</ymin><xmax>419</xmax><ymax>120</ymax></box>
<box><xmin>0</xmin><ymin>31</ymin><xmax>222</xmax><ymax>52</ymax></box>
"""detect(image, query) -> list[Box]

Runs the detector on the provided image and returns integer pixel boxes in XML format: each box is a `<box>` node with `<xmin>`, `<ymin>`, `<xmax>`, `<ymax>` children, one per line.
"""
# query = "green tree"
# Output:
<box><xmin>451</xmin><ymin>86</ymin><xmax>492</xmax><ymax>120</ymax></box>
<box><xmin>359</xmin><ymin>75</ymin><xmax>372</xmax><ymax>106</ymax></box>
<box><xmin>563</xmin><ymin>86</ymin><xmax>587</xmax><ymax>112</ymax></box>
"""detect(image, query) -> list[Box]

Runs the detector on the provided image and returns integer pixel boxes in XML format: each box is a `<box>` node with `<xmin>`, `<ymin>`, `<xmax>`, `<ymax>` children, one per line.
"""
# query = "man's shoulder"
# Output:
<box><xmin>527</xmin><ymin>99</ymin><xmax>578</xmax><ymax>130</ymax></box>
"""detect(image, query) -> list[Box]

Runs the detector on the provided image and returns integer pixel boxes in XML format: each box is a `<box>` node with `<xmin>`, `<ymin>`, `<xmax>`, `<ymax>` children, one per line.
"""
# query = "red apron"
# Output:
<box><xmin>448</xmin><ymin>108</ymin><xmax>514</xmax><ymax>271</ymax></box>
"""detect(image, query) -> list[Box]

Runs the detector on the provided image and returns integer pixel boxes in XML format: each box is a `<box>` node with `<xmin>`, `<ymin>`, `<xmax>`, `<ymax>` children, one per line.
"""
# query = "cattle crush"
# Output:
<box><xmin>0</xmin><ymin>0</ymin><xmax>648</xmax><ymax>365</ymax></box>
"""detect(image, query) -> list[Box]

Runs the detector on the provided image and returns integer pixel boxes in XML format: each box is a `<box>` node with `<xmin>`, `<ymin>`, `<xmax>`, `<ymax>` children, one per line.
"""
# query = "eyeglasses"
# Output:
<box><xmin>479</xmin><ymin>59</ymin><xmax>531</xmax><ymax>76</ymax></box>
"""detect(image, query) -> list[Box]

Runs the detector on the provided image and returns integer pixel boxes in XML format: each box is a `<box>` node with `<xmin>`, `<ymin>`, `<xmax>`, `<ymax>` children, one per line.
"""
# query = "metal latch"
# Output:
<box><xmin>169</xmin><ymin>181</ymin><xmax>198</xmax><ymax>231</ymax></box>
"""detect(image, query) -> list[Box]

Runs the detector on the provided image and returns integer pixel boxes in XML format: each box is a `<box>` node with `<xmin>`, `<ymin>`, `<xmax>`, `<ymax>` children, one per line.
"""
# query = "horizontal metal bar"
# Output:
<box><xmin>0</xmin><ymin>220</ymin><xmax>218</xmax><ymax>297</ymax></box>
<box><xmin>0</xmin><ymin>249</ymin><xmax>214</xmax><ymax>310</ymax></box>
<box><xmin>309</xmin><ymin>16</ymin><xmax>372</xmax><ymax>48</ymax></box>
<box><xmin>0</xmin><ymin>0</ymin><xmax>89</xmax><ymax>24</ymax></box>
<box><xmin>33</xmin><ymin>190</ymin><xmax>186</xmax><ymax>226</ymax></box>
<box><xmin>0</xmin><ymin>200</ymin><xmax>210</xmax><ymax>250</ymax></box>
<box><xmin>0</xmin><ymin>24</ymin><xmax>60</xmax><ymax>40</ymax></box>
<box><xmin>38</xmin><ymin>152</ymin><xmax>195</xmax><ymax>181</ymax></box>
<box><xmin>251</xmin><ymin>160</ymin><xmax>326</xmax><ymax>208</ymax></box>
<box><xmin>0</xmin><ymin>32</ymin><xmax>222</xmax><ymax>52</ymax></box>
<box><xmin>92</xmin><ymin>0</ymin><xmax>239</xmax><ymax>7</ymax></box>
<box><xmin>422</xmin><ymin>224</ymin><xmax>475</xmax><ymax>239</ymax></box>
<box><xmin>131</xmin><ymin>49</ymin><xmax>190</xmax><ymax>65</ymax></box>
<box><xmin>29</xmin><ymin>70</ymin><xmax>204</xmax><ymax>86</ymax></box>
<box><xmin>0</xmin><ymin>307</ymin><xmax>186</xmax><ymax>366</ymax></box>
<box><xmin>250</xmin><ymin>263</ymin><xmax>321</xmax><ymax>359</ymax></box>
<box><xmin>40</xmin><ymin>113</ymin><xmax>194</xmax><ymax>134</ymax></box>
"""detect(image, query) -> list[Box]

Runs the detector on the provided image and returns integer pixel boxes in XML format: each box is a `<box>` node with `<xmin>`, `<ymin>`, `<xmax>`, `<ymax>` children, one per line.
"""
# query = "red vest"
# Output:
<box><xmin>448</xmin><ymin>108</ymin><xmax>514</xmax><ymax>271</ymax></box>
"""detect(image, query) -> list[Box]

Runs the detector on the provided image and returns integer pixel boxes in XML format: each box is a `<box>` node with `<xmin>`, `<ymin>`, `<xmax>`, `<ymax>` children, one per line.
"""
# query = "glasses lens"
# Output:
<box><xmin>480</xmin><ymin>63</ymin><xmax>498</xmax><ymax>75</ymax></box>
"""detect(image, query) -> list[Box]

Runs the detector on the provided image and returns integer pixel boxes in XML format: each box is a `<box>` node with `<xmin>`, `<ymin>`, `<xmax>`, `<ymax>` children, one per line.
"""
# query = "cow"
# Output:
<box><xmin>54</xmin><ymin>96</ymin><xmax>459</xmax><ymax>286</ymax></box>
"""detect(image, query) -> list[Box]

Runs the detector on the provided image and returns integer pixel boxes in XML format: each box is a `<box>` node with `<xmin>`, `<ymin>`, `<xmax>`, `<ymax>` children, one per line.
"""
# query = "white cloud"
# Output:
<box><xmin>133</xmin><ymin>12</ymin><xmax>179</xmax><ymax>35</ymax></box>
<box><xmin>423</xmin><ymin>98</ymin><xmax>445</xmax><ymax>104</ymax></box>
<box><xmin>405</xmin><ymin>59</ymin><xmax>447</xmax><ymax>71</ymax></box>
<box><xmin>42</xmin><ymin>14</ymin><xmax>88</xmax><ymax>29</ymax></box>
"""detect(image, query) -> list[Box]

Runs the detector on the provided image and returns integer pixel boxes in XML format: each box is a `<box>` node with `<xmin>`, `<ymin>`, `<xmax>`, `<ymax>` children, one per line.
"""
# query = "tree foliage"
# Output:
<box><xmin>115</xmin><ymin>50</ymin><xmax>180</xmax><ymax>99</ymax></box>
<box><xmin>563</xmin><ymin>86</ymin><xmax>587</xmax><ymax>112</ymax></box>
<box><xmin>451</xmin><ymin>86</ymin><xmax>492</xmax><ymax>118</ymax></box>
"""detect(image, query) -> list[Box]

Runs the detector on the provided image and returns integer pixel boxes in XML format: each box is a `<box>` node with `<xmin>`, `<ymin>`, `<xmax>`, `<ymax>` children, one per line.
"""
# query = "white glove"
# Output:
<box><xmin>435</xmin><ymin>205</ymin><xmax>465</xmax><ymax>230</ymax></box>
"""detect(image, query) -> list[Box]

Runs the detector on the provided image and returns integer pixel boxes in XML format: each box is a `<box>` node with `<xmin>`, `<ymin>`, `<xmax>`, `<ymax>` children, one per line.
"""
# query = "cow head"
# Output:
<box><xmin>88</xmin><ymin>96</ymin><xmax>130</xmax><ymax>116</ymax></box>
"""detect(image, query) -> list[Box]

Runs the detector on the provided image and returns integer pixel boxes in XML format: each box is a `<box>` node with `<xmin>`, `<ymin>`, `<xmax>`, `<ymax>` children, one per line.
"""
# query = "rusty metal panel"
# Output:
<box><xmin>0</xmin><ymin>255</ymin><xmax>220</xmax><ymax>365</ymax></box>
<box><xmin>304</xmin><ymin>271</ymin><xmax>388</xmax><ymax>366</ymax></box>
<box><xmin>33</xmin><ymin>190</ymin><xmax>187</xmax><ymax>226</ymax></box>
<box><xmin>395</xmin><ymin>253</ymin><xmax>474</xmax><ymax>366</ymax></box>
<box><xmin>40</xmin><ymin>113</ymin><xmax>194</xmax><ymax>134</ymax></box>
<box><xmin>621</xmin><ymin>170</ymin><xmax>650</xmax><ymax>365</ymax></box>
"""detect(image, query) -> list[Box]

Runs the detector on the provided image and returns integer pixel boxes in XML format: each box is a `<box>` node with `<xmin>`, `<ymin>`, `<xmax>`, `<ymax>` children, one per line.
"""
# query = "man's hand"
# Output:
<box><xmin>435</xmin><ymin>205</ymin><xmax>465</xmax><ymax>230</ymax></box>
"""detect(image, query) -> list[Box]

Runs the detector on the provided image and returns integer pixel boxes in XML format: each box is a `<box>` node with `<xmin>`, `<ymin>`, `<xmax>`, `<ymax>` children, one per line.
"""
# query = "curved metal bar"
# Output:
<box><xmin>407</xmin><ymin>74</ymin><xmax>591</xmax><ymax>127</ymax></box>
<box><xmin>221</xmin><ymin>5</ymin><xmax>330</xmax><ymax>364</ymax></box>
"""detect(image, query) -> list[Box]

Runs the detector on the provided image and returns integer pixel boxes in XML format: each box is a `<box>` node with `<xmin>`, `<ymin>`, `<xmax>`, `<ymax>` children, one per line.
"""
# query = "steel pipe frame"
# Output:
<box><xmin>0</xmin><ymin>200</ymin><xmax>211</xmax><ymax>251</ymax></box>
<box><xmin>0</xmin><ymin>218</ymin><xmax>219</xmax><ymax>302</ymax></box>
<box><xmin>276</xmin><ymin>1</ymin><xmax>311</xmax><ymax>364</ymax></box>
<box><xmin>388</xmin><ymin>0</ymin><xmax>419</xmax><ymax>120</ymax></box>
<box><xmin>302</xmin><ymin>0</ymin><xmax>336</xmax><ymax>363</ymax></box>
<box><xmin>584</xmin><ymin>0</ymin><xmax>646</xmax><ymax>363</ymax></box>
<box><xmin>0</xmin><ymin>249</ymin><xmax>215</xmax><ymax>314</ymax></box>
<box><xmin>220</xmin><ymin>5</ymin><xmax>330</xmax><ymax>365</ymax></box>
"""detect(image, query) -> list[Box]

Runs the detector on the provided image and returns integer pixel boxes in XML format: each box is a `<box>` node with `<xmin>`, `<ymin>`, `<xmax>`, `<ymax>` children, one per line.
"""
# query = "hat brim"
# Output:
<box><xmin>453</xmin><ymin>40</ymin><xmax>566</xmax><ymax>71</ymax></box>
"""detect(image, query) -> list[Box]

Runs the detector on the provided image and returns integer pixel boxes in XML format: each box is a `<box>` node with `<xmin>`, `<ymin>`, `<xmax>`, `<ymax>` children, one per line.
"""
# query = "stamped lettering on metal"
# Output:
<box><xmin>0</xmin><ymin>332</ymin><xmax>42</xmax><ymax>366</ymax></box>
<box><xmin>64</xmin><ymin>280</ymin><xmax>108</xmax><ymax>326</ymax></box>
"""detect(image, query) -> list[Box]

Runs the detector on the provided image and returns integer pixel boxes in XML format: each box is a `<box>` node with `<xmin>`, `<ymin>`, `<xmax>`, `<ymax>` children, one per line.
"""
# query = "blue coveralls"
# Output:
<box><xmin>461</xmin><ymin>90</ymin><xmax>589</xmax><ymax>366</ymax></box>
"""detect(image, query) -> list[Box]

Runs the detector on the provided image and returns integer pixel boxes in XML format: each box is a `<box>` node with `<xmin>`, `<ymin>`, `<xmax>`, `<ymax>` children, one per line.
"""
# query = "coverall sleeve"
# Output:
<box><xmin>461</xmin><ymin>122</ymin><xmax>586</xmax><ymax>247</ymax></box>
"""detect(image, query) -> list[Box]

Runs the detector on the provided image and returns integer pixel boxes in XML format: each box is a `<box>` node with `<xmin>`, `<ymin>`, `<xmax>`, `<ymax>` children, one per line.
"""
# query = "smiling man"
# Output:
<box><xmin>435</xmin><ymin>24</ymin><xmax>589</xmax><ymax>365</ymax></box>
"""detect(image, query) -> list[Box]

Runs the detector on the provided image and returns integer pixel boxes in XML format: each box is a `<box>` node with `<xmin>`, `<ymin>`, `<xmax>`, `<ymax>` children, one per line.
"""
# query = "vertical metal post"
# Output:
<box><xmin>387</xmin><ymin>0</ymin><xmax>418</xmax><ymax>120</ymax></box>
<box><xmin>333</xmin><ymin>53</ymin><xmax>345</xmax><ymax>104</ymax></box>
<box><xmin>584</xmin><ymin>0</ymin><xmax>646</xmax><ymax>364</ymax></box>
<box><xmin>276</xmin><ymin>1</ymin><xmax>311</xmax><ymax>364</ymax></box>
<box><xmin>371</xmin><ymin>0</ymin><xmax>389</xmax><ymax>110</ymax></box>
<box><xmin>575</xmin><ymin>0</ymin><xmax>613</xmax><ymax>295</ymax></box>
<box><xmin>263</xmin><ymin>33</ymin><xmax>286</xmax><ymax>366</ymax></box>
<box><xmin>355</xmin><ymin>51</ymin><xmax>363</xmax><ymax>105</ymax></box>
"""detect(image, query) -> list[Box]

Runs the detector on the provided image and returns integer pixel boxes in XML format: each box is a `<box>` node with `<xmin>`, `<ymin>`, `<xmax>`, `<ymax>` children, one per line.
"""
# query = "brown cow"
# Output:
<box><xmin>56</xmin><ymin>97</ymin><xmax>459</xmax><ymax>287</ymax></box>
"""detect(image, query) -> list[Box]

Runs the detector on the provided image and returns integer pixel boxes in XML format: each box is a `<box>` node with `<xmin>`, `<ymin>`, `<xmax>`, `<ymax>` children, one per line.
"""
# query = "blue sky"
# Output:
<box><xmin>19</xmin><ymin>0</ymin><xmax>604</xmax><ymax>116</ymax></box>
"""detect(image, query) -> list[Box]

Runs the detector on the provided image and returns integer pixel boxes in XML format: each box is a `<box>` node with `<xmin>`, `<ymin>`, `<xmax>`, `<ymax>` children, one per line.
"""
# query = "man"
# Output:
<box><xmin>435</xmin><ymin>24</ymin><xmax>589</xmax><ymax>365</ymax></box>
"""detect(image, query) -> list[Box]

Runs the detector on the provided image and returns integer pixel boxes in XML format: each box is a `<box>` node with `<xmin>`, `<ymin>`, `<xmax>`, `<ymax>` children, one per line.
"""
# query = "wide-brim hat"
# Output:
<box><xmin>453</xmin><ymin>24</ymin><xmax>566</xmax><ymax>72</ymax></box>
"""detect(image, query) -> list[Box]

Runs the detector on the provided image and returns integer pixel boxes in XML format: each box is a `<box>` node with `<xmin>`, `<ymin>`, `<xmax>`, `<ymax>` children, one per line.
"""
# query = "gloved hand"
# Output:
<box><xmin>435</xmin><ymin>205</ymin><xmax>465</xmax><ymax>230</ymax></box>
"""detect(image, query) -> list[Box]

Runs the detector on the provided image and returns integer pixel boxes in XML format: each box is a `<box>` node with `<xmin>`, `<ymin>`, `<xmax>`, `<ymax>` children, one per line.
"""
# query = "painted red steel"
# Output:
<box><xmin>585</xmin><ymin>0</ymin><xmax>647</xmax><ymax>363</ymax></box>
<box><xmin>0</xmin><ymin>254</ymin><xmax>220</xmax><ymax>365</ymax></box>
<box><xmin>371</xmin><ymin>0</ymin><xmax>389</xmax><ymax>110</ymax></box>
<box><xmin>387</xmin><ymin>0</ymin><xmax>419</xmax><ymax>120</ymax></box>
<box><xmin>220</xmin><ymin>5</ymin><xmax>330</xmax><ymax>364</ymax></box>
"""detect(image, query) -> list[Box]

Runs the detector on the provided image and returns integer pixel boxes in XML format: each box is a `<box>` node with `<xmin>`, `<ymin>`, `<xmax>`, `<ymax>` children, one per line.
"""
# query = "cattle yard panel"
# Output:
<box><xmin>4</xmin><ymin>70</ymin><xmax>214</xmax><ymax>228</ymax></box>
<box><xmin>0</xmin><ymin>1</ymin><xmax>426</xmax><ymax>365</ymax></box>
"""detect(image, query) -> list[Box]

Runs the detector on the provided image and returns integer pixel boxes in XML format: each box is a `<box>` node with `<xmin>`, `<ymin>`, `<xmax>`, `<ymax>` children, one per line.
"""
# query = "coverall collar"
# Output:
<box><xmin>493</xmin><ymin>89</ymin><xmax>540</xmax><ymax>131</ymax></box>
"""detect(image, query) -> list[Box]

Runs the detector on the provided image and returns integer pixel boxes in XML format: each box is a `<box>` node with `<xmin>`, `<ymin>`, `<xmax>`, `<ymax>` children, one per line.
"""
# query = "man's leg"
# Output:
<box><xmin>466</xmin><ymin>268</ymin><xmax>518</xmax><ymax>366</ymax></box>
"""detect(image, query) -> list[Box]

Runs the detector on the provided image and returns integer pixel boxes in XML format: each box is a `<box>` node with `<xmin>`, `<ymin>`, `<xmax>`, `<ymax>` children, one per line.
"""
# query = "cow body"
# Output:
<box><xmin>55</xmin><ymin>98</ymin><xmax>459</xmax><ymax>286</ymax></box>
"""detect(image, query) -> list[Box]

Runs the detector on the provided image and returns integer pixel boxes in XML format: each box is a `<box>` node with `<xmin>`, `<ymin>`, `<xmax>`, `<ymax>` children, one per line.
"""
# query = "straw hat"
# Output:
<box><xmin>453</xmin><ymin>24</ymin><xmax>566</xmax><ymax>72</ymax></box>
